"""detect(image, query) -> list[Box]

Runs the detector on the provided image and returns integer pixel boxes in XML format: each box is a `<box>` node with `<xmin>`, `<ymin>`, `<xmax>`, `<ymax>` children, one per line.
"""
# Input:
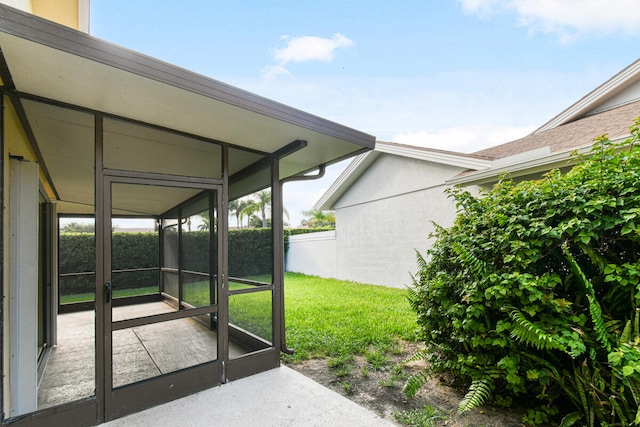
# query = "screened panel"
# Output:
<box><xmin>181</xmin><ymin>193</ymin><xmax>216</xmax><ymax>308</ymax></box>
<box><xmin>161</xmin><ymin>217</ymin><xmax>179</xmax><ymax>299</ymax></box>
<box><xmin>112</xmin><ymin>311</ymin><xmax>218</xmax><ymax>388</ymax></box>
<box><xmin>228</xmin><ymin>189</ymin><xmax>273</xmax><ymax>285</ymax></box>
<box><xmin>229</xmin><ymin>290</ymin><xmax>273</xmax><ymax>359</ymax></box>
<box><xmin>111</xmin><ymin>223</ymin><xmax>159</xmax><ymax>298</ymax></box>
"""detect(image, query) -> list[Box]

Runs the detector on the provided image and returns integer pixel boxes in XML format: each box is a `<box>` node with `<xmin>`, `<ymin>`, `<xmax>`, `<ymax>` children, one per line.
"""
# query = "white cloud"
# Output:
<box><xmin>459</xmin><ymin>0</ymin><xmax>640</xmax><ymax>40</ymax></box>
<box><xmin>260</xmin><ymin>64</ymin><xmax>292</xmax><ymax>81</ymax></box>
<box><xmin>262</xmin><ymin>33</ymin><xmax>354</xmax><ymax>79</ymax></box>
<box><xmin>392</xmin><ymin>125</ymin><xmax>535</xmax><ymax>153</ymax></box>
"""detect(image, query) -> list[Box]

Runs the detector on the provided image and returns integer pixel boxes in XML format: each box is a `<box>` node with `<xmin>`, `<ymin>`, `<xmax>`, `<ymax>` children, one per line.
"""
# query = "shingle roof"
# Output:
<box><xmin>472</xmin><ymin>99</ymin><xmax>640</xmax><ymax>160</ymax></box>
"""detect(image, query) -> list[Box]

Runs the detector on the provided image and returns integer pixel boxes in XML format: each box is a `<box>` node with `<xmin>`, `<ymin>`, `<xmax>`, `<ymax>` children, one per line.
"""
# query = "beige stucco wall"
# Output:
<box><xmin>0</xmin><ymin>0</ymin><xmax>89</xmax><ymax>32</ymax></box>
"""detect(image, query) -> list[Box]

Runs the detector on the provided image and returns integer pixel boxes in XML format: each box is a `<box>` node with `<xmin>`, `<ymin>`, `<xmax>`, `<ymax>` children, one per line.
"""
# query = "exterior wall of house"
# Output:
<box><xmin>331</xmin><ymin>154</ymin><xmax>478</xmax><ymax>288</ymax></box>
<box><xmin>286</xmin><ymin>230</ymin><xmax>337</xmax><ymax>278</ymax></box>
<box><xmin>0</xmin><ymin>0</ymin><xmax>88</xmax><ymax>32</ymax></box>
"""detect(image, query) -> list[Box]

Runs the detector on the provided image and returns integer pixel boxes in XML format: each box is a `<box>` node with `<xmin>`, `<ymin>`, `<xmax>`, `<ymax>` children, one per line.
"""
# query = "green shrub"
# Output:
<box><xmin>407</xmin><ymin>119</ymin><xmax>640</xmax><ymax>426</ymax></box>
<box><xmin>60</xmin><ymin>228</ymin><xmax>277</xmax><ymax>296</ymax></box>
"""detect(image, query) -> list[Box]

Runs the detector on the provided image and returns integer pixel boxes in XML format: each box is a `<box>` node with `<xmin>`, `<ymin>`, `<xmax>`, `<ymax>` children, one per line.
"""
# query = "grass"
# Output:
<box><xmin>59</xmin><ymin>272</ymin><xmax>418</xmax><ymax>366</ymax></box>
<box><xmin>283</xmin><ymin>272</ymin><xmax>417</xmax><ymax>363</ymax></box>
<box><xmin>394</xmin><ymin>405</ymin><xmax>449</xmax><ymax>427</ymax></box>
<box><xmin>60</xmin><ymin>286</ymin><xmax>159</xmax><ymax>304</ymax></box>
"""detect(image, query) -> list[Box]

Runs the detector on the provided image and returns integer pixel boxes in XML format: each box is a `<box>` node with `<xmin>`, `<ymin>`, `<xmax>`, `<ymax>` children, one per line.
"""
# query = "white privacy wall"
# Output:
<box><xmin>285</xmin><ymin>230</ymin><xmax>337</xmax><ymax>278</ymax></box>
<box><xmin>285</xmin><ymin>154</ymin><xmax>481</xmax><ymax>288</ymax></box>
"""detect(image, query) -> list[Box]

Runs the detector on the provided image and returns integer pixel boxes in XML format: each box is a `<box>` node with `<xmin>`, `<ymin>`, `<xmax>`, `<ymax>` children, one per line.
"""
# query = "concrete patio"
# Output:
<box><xmin>39</xmin><ymin>303</ymin><xmax>394</xmax><ymax>426</ymax></box>
<box><xmin>103</xmin><ymin>365</ymin><xmax>395</xmax><ymax>427</ymax></box>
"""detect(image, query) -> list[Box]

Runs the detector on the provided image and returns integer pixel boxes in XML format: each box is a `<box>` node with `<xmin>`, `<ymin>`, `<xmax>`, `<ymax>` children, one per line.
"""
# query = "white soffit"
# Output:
<box><xmin>0</xmin><ymin>6</ymin><xmax>374</xmax><ymax>177</ymax></box>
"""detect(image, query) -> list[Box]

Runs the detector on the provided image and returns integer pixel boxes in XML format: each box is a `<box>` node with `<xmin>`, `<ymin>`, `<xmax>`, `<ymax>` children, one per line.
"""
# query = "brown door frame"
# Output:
<box><xmin>98</xmin><ymin>173</ymin><xmax>224</xmax><ymax>422</ymax></box>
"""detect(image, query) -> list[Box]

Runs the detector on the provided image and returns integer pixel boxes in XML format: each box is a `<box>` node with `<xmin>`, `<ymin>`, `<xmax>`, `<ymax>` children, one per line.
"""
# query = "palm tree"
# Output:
<box><xmin>228</xmin><ymin>199</ymin><xmax>241</xmax><ymax>229</ymax></box>
<box><xmin>197</xmin><ymin>211</ymin><xmax>210</xmax><ymax>230</ymax></box>
<box><xmin>239</xmin><ymin>199</ymin><xmax>256</xmax><ymax>228</ymax></box>
<box><xmin>301</xmin><ymin>209</ymin><xmax>336</xmax><ymax>228</ymax></box>
<box><xmin>255</xmin><ymin>190</ymin><xmax>271</xmax><ymax>228</ymax></box>
<box><xmin>239</xmin><ymin>190</ymin><xmax>290</xmax><ymax>228</ymax></box>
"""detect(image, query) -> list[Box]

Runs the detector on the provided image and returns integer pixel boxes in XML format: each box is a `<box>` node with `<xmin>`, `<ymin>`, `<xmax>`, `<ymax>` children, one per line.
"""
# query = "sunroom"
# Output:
<box><xmin>0</xmin><ymin>5</ymin><xmax>374</xmax><ymax>426</ymax></box>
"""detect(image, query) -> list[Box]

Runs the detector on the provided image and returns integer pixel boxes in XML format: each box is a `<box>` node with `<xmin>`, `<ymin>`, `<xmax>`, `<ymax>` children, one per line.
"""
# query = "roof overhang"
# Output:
<box><xmin>0</xmin><ymin>5</ymin><xmax>374</xmax><ymax>183</ymax></box>
<box><xmin>315</xmin><ymin>141</ymin><xmax>491</xmax><ymax>210</ymax></box>
<box><xmin>446</xmin><ymin>138</ymin><xmax>635</xmax><ymax>186</ymax></box>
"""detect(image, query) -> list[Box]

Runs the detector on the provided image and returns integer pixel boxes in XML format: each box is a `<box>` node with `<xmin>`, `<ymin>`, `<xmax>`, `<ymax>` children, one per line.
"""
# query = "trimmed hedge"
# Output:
<box><xmin>59</xmin><ymin>228</ymin><xmax>287</xmax><ymax>295</ymax></box>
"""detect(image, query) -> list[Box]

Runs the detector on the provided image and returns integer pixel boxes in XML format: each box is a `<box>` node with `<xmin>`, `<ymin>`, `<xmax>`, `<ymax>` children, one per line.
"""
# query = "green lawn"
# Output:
<box><xmin>283</xmin><ymin>273</ymin><xmax>417</xmax><ymax>363</ymax></box>
<box><xmin>59</xmin><ymin>273</ymin><xmax>418</xmax><ymax>365</ymax></box>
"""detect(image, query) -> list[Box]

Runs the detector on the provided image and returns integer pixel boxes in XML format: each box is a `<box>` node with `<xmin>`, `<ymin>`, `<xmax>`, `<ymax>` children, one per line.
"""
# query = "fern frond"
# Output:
<box><xmin>507</xmin><ymin>307</ymin><xmax>565</xmax><ymax>352</ymax></box>
<box><xmin>573</xmin><ymin>366</ymin><xmax>591</xmax><ymax>425</ymax></box>
<box><xmin>458</xmin><ymin>377</ymin><xmax>493</xmax><ymax>414</ymax></box>
<box><xmin>610</xmin><ymin>396</ymin><xmax>630</xmax><ymax>426</ymax></box>
<box><xmin>406</xmin><ymin>285</ymin><xmax>420</xmax><ymax>309</ymax></box>
<box><xmin>451</xmin><ymin>242</ymin><xmax>486</xmax><ymax>277</ymax></box>
<box><xmin>559</xmin><ymin>412</ymin><xmax>583</xmax><ymax>427</ymax></box>
<box><xmin>562</xmin><ymin>244</ymin><xmax>614</xmax><ymax>352</ymax></box>
<box><xmin>620</xmin><ymin>320</ymin><xmax>632</xmax><ymax>345</ymax></box>
<box><xmin>403</xmin><ymin>371</ymin><xmax>430</xmax><ymax>399</ymax></box>
<box><xmin>402</xmin><ymin>350</ymin><xmax>429</xmax><ymax>365</ymax></box>
<box><xmin>415</xmin><ymin>249</ymin><xmax>428</xmax><ymax>271</ymax></box>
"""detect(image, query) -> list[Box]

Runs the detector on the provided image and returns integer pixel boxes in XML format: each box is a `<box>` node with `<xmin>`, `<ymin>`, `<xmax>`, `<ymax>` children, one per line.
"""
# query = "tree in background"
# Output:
<box><xmin>406</xmin><ymin>119</ymin><xmax>640</xmax><ymax>426</ymax></box>
<box><xmin>300</xmin><ymin>209</ymin><xmax>336</xmax><ymax>228</ymax></box>
<box><xmin>60</xmin><ymin>221</ymin><xmax>95</xmax><ymax>233</ymax></box>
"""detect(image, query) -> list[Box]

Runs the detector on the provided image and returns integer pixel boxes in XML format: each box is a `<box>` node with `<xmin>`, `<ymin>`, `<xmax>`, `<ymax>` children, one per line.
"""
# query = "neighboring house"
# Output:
<box><xmin>0</xmin><ymin>2</ymin><xmax>374</xmax><ymax>426</ymax></box>
<box><xmin>310</xmin><ymin>58</ymin><xmax>640</xmax><ymax>289</ymax></box>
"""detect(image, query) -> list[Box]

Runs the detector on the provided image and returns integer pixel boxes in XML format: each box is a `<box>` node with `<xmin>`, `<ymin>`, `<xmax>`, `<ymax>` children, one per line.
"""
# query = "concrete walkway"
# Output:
<box><xmin>104</xmin><ymin>366</ymin><xmax>395</xmax><ymax>427</ymax></box>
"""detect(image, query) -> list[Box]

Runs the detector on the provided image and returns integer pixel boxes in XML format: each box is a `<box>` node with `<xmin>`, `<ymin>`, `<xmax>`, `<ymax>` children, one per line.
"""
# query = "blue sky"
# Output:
<box><xmin>89</xmin><ymin>0</ymin><xmax>640</xmax><ymax>226</ymax></box>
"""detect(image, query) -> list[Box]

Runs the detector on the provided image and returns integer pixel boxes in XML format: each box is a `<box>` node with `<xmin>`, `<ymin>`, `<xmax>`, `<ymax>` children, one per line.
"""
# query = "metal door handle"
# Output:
<box><xmin>105</xmin><ymin>281</ymin><xmax>112</xmax><ymax>303</ymax></box>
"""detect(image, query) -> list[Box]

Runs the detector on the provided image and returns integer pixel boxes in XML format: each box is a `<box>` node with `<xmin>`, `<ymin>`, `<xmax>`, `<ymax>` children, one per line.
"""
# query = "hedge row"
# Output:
<box><xmin>59</xmin><ymin>228</ymin><xmax>326</xmax><ymax>295</ymax></box>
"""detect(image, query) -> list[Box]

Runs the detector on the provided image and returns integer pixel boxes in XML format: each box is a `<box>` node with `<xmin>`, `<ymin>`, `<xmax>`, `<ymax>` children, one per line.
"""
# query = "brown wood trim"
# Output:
<box><xmin>3</xmin><ymin>399</ymin><xmax>97</xmax><ymax>427</ymax></box>
<box><xmin>112</xmin><ymin>304</ymin><xmax>218</xmax><ymax>331</ymax></box>
<box><xmin>103</xmin><ymin>168</ymin><xmax>224</xmax><ymax>186</ymax></box>
<box><xmin>108</xmin><ymin>362</ymin><xmax>219</xmax><ymax>421</ymax></box>
<box><xmin>226</xmin><ymin>349</ymin><xmax>279</xmax><ymax>382</ymax></box>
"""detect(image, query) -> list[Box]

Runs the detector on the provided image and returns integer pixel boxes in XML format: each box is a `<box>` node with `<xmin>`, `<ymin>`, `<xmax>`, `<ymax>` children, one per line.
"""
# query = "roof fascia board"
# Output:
<box><xmin>314</xmin><ymin>150</ymin><xmax>381</xmax><ymax>210</ymax></box>
<box><xmin>376</xmin><ymin>143</ymin><xmax>492</xmax><ymax>169</ymax></box>
<box><xmin>0</xmin><ymin>4</ymin><xmax>375</xmax><ymax>149</ymax></box>
<box><xmin>446</xmin><ymin>134</ymin><xmax>630</xmax><ymax>186</ymax></box>
<box><xmin>535</xmin><ymin>59</ymin><xmax>640</xmax><ymax>134</ymax></box>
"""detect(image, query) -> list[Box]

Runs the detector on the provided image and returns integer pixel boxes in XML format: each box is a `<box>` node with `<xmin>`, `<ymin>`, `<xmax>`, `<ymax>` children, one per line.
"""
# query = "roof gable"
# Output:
<box><xmin>315</xmin><ymin>141</ymin><xmax>490</xmax><ymax>210</ymax></box>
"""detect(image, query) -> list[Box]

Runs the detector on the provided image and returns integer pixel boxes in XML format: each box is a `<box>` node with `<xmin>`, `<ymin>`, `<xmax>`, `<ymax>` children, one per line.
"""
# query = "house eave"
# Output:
<box><xmin>447</xmin><ymin>134</ymin><xmax>631</xmax><ymax>186</ymax></box>
<box><xmin>0</xmin><ymin>4</ymin><xmax>375</xmax><ymax>182</ymax></box>
<box><xmin>375</xmin><ymin>142</ymin><xmax>492</xmax><ymax>170</ymax></box>
<box><xmin>314</xmin><ymin>150</ymin><xmax>381</xmax><ymax>210</ymax></box>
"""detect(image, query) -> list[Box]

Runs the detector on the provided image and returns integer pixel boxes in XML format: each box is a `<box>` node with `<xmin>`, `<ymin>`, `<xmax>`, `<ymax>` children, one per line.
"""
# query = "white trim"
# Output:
<box><xmin>78</xmin><ymin>0</ymin><xmax>90</xmax><ymax>33</ymax></box>
<box><xmin>535</xmin><ymin>59</ymin><xmax>640</xmax><ymax>133</ymax></box>
<box><xmin>376</xmin><ymin>143</ymin><xmax>491</xmax><ymax>170</ymax></box>
<box><xmin>314</xmin><ymin>151</ymin><xmax>380</xmax><ymax>210</ymax></box>
<box><xmin>288</xmin><ymin>230</ymin><xmax>336</xmax><ymax>243</ymax></box>
<box><xmin>9</xmin><ymin>159</ymin><xmax>39</xmax><ymax>417</ymax></box>
<box><xmin>447</xmin><ymin>134</ymin><xmax>630</xmax><ymax>185</ymax></box>
<box><xmin>315</xmin><ymin>142</ymin><xmax>490</xmax><ymax>210</ymax></box>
